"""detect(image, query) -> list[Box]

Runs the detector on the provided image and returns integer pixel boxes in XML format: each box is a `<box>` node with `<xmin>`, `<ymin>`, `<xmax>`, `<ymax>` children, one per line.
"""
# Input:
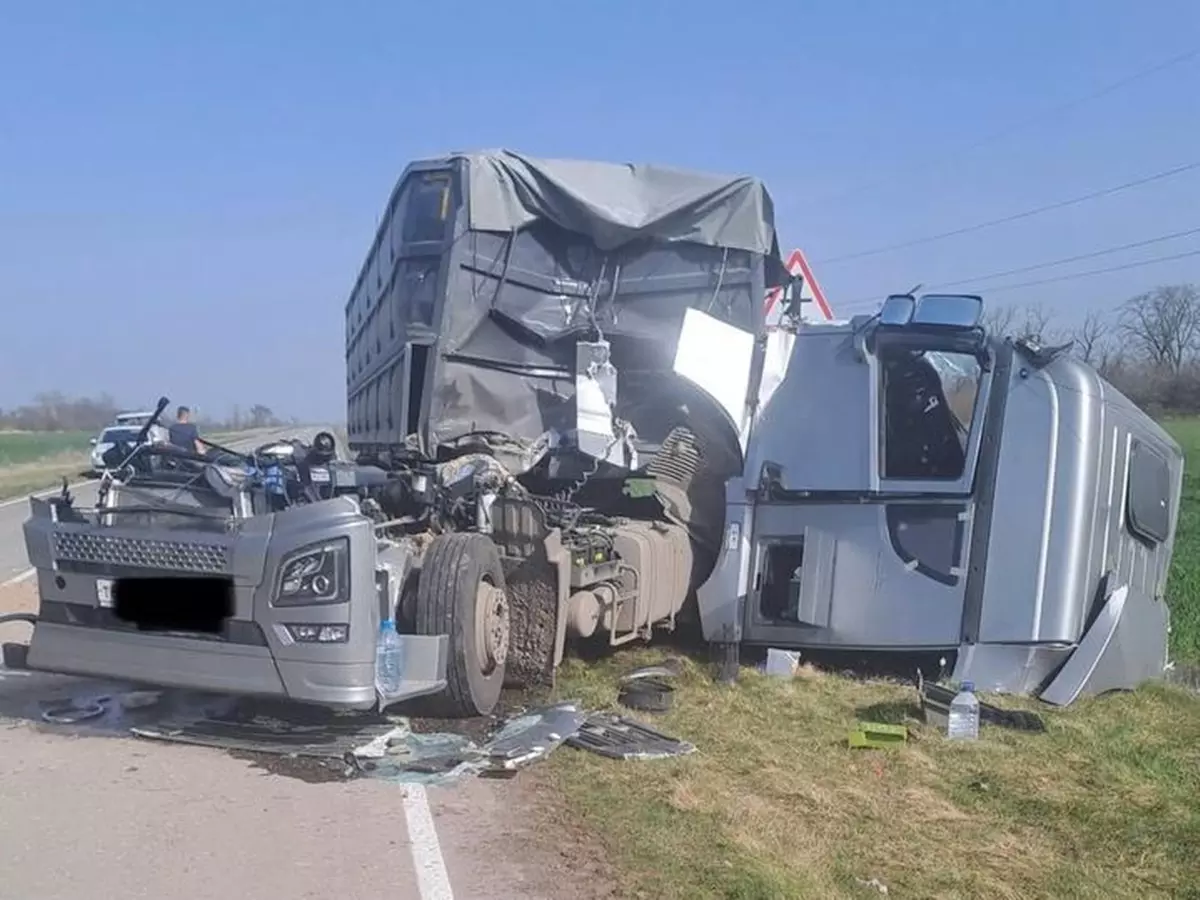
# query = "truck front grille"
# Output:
<box><xmin>52</xmin><ymin>531</ymin><xmax>230</xmax><ymax>575</ymax></box>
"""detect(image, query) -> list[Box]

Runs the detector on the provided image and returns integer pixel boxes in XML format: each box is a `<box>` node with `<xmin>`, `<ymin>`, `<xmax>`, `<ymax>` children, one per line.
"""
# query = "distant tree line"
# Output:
<box><xmin>982</xmin><ymin>283</ymin><xmax>1200</xmax><ymax>417</ymax></box>
<box><xmin>0</xmin><ymin>392</ymin><xmax>290</xmax><ymax>433</ymax></box>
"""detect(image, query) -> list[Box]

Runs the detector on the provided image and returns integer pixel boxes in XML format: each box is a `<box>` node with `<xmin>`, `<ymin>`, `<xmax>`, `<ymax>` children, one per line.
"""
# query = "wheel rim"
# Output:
<box><xmin>474</xmin><ymin>579</ymin><xmax>510</xmax><ymax>675</ymax></box>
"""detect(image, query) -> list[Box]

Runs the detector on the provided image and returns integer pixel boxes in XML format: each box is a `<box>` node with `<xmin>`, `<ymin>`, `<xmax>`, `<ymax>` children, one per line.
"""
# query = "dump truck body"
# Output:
<box><xmin>342</xmin><ymin>150</ymin><xmax>790</xmax><ymax>712</ymax></box>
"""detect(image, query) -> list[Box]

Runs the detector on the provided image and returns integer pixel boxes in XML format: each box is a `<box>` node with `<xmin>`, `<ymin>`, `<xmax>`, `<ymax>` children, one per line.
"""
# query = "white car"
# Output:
<box><xmin>89</xmin><ymin>425</ymin><xmax>151</xmax><ymax>475</ymax></box>
<box><xmin>113</xmin><ymin>410</ymin><xmax>168</xmax><ymax>444</ymax></box>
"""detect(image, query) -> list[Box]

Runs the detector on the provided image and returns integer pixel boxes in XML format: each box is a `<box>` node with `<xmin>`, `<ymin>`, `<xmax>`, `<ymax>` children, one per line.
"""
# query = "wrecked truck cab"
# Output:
<box><xmin>19</xmin><ymin>457</ymin><xmax>452</xmax><ymax>711</ymax></box>
<box><xmin>700</xmin><ymin>294</ymin><xmax>1184</xmax><ymax>704</ymax></box>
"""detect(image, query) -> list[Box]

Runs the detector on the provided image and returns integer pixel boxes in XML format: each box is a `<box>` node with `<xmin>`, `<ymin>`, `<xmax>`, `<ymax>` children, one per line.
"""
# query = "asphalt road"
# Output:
<box><xmin>0</xmin><ymin>432</ymin><xmax>608</xmax><ymax>900</ymax></box>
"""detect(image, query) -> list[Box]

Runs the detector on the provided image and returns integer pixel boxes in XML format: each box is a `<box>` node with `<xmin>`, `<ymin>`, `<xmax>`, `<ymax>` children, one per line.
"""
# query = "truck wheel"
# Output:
<box><xmin>414</xmin><ymin>532</ymin><xmax>509</xmax><ymax>718</ymax></box>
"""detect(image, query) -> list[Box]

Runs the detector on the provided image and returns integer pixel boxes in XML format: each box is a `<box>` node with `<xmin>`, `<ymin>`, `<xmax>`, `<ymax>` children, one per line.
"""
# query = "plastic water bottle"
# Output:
<box><xmin>947</xmin><ymin>680</ymin><xmax>980</xmax><ymax>741</ymax></box>
<box><xmin>375</xmin><ymin>619</ymin><xmax>404</xmax><ymax>697</ymax></box>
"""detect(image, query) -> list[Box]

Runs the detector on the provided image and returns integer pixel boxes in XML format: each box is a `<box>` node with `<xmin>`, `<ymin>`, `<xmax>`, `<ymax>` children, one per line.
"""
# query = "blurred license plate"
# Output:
<box><xmin>310</xmin><ymin>467</ymin><xmax>330</xmax><ymax>483</ymax></box>
<box><xmin>96</xmin><ymin>578</ymin><xmax>114</xmax><ymax>608</ymax></box>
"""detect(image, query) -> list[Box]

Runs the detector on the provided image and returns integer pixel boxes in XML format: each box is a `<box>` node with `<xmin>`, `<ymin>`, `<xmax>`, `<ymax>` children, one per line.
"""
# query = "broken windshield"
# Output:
<box><xmin>925</xmin><ymin>351</ymin><xmax>981</xmax><ymax>434</ymax></box>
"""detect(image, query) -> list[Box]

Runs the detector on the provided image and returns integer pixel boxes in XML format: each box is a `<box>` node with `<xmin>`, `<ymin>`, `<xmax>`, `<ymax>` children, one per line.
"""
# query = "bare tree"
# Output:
<box><xmin>1119</xmin><ymin>283</ymin><xmax>1200</xmax><ymax>372</ymax></box>
<box><xmin>982</xmin><ymin>303</ymin><xmax>1017</xmax><ymax>336</ymax></box>
<box><xmin>1013</xmin><ymin>302</ymin><xmax>1056</xmax><ymax>342</ymax></box>
<box><xmin>982</xmin><ymin>301</ymin><xmax>1057</xmax><ymax>341</ymax></box>
<box><xmin>1069</xmin><ymin>309</ymin><xmax>1111</xmax><ymax>363</ymax></box>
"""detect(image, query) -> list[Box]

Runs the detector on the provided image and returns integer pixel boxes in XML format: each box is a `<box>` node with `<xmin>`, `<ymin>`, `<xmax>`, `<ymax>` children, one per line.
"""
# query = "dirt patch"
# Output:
<box><xmin>507</xmin><ymin>766</ymin><xmax>623</xmax><ymax>899</ymax></box>
<box><xmin>229</xmin><ymin>749</ymin><xmax>352</xmax><ymax>784</ymax></box>
<box><xmin>431</xmin><ymin>764</ymin><xmax>621</xmax><ymax>900</ymax></box>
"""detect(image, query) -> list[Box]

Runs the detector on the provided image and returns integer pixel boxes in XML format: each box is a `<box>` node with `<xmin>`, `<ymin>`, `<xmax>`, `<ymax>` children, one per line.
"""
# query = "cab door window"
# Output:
<box><xmin>880</xmin><ymin>348</ymin><xmax>981</xmax><ymax>480</ymax></box>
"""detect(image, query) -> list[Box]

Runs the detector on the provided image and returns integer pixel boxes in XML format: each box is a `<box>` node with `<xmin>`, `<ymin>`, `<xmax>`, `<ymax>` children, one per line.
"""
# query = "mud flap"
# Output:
<box><xmin>501</xmin><ymin>530</ymin><xmax>571</xmax><ymax>689</ymax></box>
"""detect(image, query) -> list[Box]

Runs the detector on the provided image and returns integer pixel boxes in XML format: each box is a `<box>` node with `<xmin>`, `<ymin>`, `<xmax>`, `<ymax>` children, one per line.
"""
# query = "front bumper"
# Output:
<box><xmin>26</xmin><ymin>619</ymin><xmax>447</xmax><ymax>709</ymax></box>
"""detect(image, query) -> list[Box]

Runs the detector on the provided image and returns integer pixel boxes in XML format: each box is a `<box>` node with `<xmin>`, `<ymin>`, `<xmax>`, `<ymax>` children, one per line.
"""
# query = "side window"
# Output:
<box><xmin>1126</xmin><ymin>438</ymin><xmax>1171</xmax><ymax>544</ymax></box>
<box><xmin>401</xmin><ymin>172</ymin><xmax>453</xmax><ymax>245</ymax></box>
<box><xmin>881</xmin><ymin>348</ymin><xmax>981</xmax><ymax>480</ymax></box>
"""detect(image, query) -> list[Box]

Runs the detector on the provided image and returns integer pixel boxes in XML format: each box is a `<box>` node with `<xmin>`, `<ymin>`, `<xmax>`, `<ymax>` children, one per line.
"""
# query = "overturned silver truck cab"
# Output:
<box><xmin>700</xmin><ymin>293</ymin><xmax>1184</xmax><ymax>704</ymax></box>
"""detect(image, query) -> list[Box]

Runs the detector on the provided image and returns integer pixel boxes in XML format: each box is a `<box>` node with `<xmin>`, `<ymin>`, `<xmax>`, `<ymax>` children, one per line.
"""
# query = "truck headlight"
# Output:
<box><xmin>274</xmin><ymin>538</ymin><xmax>349</xmax><ymax>606</ymax></box>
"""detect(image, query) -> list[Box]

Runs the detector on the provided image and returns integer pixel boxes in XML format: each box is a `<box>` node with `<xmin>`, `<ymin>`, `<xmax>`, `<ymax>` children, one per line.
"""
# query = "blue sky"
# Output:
<box><xmin>1</xmin><ymin>1</ymin><xmax>1197</xmax><ymax>421</ymax></box>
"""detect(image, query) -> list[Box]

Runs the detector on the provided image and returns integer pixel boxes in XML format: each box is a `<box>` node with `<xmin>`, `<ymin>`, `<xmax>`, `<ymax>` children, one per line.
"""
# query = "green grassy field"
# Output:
<box><xmin>1162</xmin><ymin>418</ymin><xmax>1200</xmax><ymax>662</ymax></box>
<box><xmin>0</xmin><ymin>427</ymin><xmax>274</xmax><ymax>501</ymax></box>
<box><xmin>551</xmin><ymin>656</ymin><xmax>1199</xmax><ymax>900</ymax></box>
<box><xmin>549</xmin><ymin>418</ymin><xmax>1200</xmax><ymax>900</ymax></box>
<box><xmin>0</xmin><ymin>431</ymin><xmax>94</xmax><ymax>467</ymax></box>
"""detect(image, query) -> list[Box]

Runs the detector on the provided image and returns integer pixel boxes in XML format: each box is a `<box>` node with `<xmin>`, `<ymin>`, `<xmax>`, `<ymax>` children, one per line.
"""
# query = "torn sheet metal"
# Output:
<box><xmin>918</xmin><ymin>674</ymin><xmax>1047</xmax><ymax>733</ymax></box>
<box><xmin>130</xmin><ymin>700</ymin><xmax>402</xmax><ymax>759</ymax></box>
<box><xmin>480</xmin><ymin>700</ymin><xmax>587</xmax><ymax>774</ymax></box>
<box><xmin>346</xmin><ymin>701</ymin><xmax>587</xmax><ymax>786</ymax></box>
<box><xmin>566</xmin><ymin>712</ymin><xmax>696</xmax><ymax>760</ymax></box>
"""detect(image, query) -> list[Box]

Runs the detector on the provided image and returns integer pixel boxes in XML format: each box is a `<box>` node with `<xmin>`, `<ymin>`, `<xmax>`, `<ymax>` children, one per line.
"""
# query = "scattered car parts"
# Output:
<box><xmin>617</xmin><ymin>678</ymin><xmax>676</xmax><ymax>713</ymax></box>
<box><xmin>918</xmin><ymin>673</ymin><xmax>1046</xmax><ymax>734</ymax></box>
<box><xmin>565</xmin><ymin>713</ymin><xmax>696</xmax><ymax>760</ymax></box>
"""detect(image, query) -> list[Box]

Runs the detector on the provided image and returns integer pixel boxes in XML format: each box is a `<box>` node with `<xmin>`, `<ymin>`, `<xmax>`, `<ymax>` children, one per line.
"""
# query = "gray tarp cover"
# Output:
<box><xmin>347</xmin><ymin>149</ymin><xmax>784</xmax><ymax>465</ymax></box>
<box><xmin>458</xmin><ymin>150</ymin><xmax>778</xmax><ymax>254</ymax></box>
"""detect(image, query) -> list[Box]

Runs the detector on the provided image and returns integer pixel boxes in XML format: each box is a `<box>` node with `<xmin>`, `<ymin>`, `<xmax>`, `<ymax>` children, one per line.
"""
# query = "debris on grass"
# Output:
<box><xmin>847</xmin><ymin>722</ymin><xmax>907</xmax><ymax>749</ymax></box>
<box><xmin>764</xmin><ymin>648</ymin><xmax>802</xmax><ymax>678</ymax></box>
<box><xmin>566</xmin><ymin>712</ymin><xmax>696</xmax><ymax>760</ymax></box>
<box><xmin>617</xmin><ymin>677</ymin><xmax>676</xmax><ymax>712</ymax></box>
<box><xmin>548</xmin><ymin>648</ymin><xmax>1200</xmax><ymax>900</ymax></box>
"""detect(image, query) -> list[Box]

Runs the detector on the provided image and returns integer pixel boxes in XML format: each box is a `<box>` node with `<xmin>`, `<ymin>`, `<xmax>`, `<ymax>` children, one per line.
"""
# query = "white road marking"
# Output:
<box><xmin>401</xmin><ymin>785</ymin><xmax>455</xmax><ymax>900</ymax></box>
<box><xmin>0</xmin><ymin>485</ymin><xmax>72</xmax><ymax>510</ymax></box>
<box><xmin>1</xmin><ymin>568</ymin><xmax>36</xmax><ymax>588</ymax></box>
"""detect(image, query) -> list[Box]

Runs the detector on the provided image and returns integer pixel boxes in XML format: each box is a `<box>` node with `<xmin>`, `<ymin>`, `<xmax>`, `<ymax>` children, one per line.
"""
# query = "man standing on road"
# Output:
<box><xmin>168</xmin><ymin>405</ymin><xmax>205</xmax><ymax>455</ymax></box>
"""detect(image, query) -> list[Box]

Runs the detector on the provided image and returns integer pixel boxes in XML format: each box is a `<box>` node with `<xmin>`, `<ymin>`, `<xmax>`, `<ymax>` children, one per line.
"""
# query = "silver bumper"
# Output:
<box><xmin>26</xmin><ymin>622</ymin><xmax>448</xmax><ymax>710</ymax></box>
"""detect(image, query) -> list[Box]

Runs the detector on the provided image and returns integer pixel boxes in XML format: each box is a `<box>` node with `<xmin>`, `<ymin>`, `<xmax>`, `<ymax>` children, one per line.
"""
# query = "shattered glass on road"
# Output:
<box><xmin>2</xmin><ymin>664</ymin><xmax>699</xmax><ymax>788</ymax></box>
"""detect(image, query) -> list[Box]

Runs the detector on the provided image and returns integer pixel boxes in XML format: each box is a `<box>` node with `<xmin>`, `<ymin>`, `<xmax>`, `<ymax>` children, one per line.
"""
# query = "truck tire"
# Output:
<box><xmin>414</xmin><ymin>532</ymin><xmax>509</xmax><ymax>718</ymax></box>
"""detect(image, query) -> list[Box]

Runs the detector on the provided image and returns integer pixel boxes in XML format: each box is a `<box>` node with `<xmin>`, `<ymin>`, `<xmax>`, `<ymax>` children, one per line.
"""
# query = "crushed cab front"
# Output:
<box><xmin>20</xmin><ymin>494</ymin><xmax>447</xmax><ymax>709</ymax></box>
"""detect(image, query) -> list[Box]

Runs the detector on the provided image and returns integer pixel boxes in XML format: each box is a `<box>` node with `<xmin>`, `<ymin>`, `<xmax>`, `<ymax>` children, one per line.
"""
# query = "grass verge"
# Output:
<box><xmin>1163</xmin><ymin>418</ymin><xmax>1200</xmax><ymax>662</ymax></box>
<box><xmin>549</xmin><ymin>650</ymin><xmax>1200</xmax><ymax>900</ymax></box>
<box><xmin>0</xmin><ymin>431</ymin><xmax>93</xmax><ymax>467</ymax></box>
